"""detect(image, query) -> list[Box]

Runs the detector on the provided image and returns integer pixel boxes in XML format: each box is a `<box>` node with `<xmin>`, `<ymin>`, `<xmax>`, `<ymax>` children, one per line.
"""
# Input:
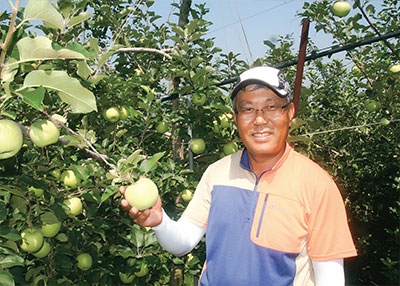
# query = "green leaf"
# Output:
<box><xmin>16</xmin><ymin>36</ymin><xmax>86</xmax><ymax>63</ymax></box>
<box><xmin>18</xmin><ymin>86</ymin><xmax>45</xmax><ymax>111</ymax></box>
<box><xmin>171</xmin><ymin>25</ymin><xmax>185</xmax><ymax>38</ymax></box>
<box><xmin>139</xmin><ymin>152</ymin><xmax>165</xmax><ymax>174</ymax></box>
<box><xmin>23</xmin><ymin>0</ymin><xmax>64</xmax><ymax>30</ymax></box>
<box><xmin>100</xmin><ymin>189</ymin><xmax>117</xmax><ymax>204</ymax></box>
<box><xmin>0</xmin><ymin>270</ymin><xmax>14</xmax><ymax>286</ymax></box>
<box><xmin>189</xmin><ymin>31</ymin><xmax>203</xmax><ymax>42</ymax></box>
<box><xmin>89</xmin><ymin>37</ymin><xmax>101</xmax><ymax>56</ymax></box>
<box><xmin>25</xmin><ymin>266</ymin><xmax>45</xmax><ymax>283</ymax></box>
<box><xmin>0</xmin><ymin>186</ymin><xmax>25</xmax><ymax>198</ymax></box>
<box><xmin>21</xmin><ymin>70</ymin><xmax>97</xmax><ymax>113</ymax></box>
<box><xmin>289</xmin><ymin>118</ymin><xmax>306</xmax><ymax>132</ymax></box>
<box><xmin>77</xmin><ymin>61</ymin><xmax>93</xmax><ymax>80</ymax></box>
<box><xmin>98</xmin><ymin>50</ymin><xmax>115</xmax><ymax>69</ymax></box>
<box><xmin>65</xmin><ymin>42</ymin><xmax>91</xmax><ymax>59</ymax></box>
<box><xmin>0</xmin><ymin>226</ymin><xmax>21</xmax><ymax>241</ymax></box>
<box><xmin>68</xmin><ymin>12</ymin><xmax>94</xmax><ymax>28</ymax></box>
<box><xmin>185</xmin><ymin>20</ymin><xmax>199</xmax><ymax>36</ymax></box>
<box><xmin>0</xmin><ymin>255</ymin><xmax>24</xmax><ymax>269</ymax></box>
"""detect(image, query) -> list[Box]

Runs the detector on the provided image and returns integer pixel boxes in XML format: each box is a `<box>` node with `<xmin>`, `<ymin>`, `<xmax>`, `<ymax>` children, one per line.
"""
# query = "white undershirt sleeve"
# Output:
<box><xmin>312</xmin><ymin>259</ymin><xmax>344</xmax><ymax>286</ymax></box>
<box><xmin>151</xmin><ymin>209</ymin><xmax>206</xmax><ymax>256</ymax></box>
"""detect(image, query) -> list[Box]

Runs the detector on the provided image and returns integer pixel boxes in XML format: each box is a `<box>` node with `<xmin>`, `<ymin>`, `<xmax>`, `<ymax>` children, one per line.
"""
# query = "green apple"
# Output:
<box><xmin>50</xmin><ymin>169</ymin><xmax>61</xmax><ymax>180</ymax></box>
<box><xmin>119</xmin><ymin>272</ymin><xmax>135</xmax><ymax>284</ymax></box>
<box><xmin>331</xmin><ymin>1</ymin><xmax>351</xmax><ymax>17</ymax></box>
<box><xmin>104</xmin><ymin>107</ymin><xmax>120</xmax><ymax>123</ymax></box>
<box><xmin>134</xmin><ymin>262</ymin><xmax>149</xmax><ymax>277</ymax></box>
<box><xmin>156</xmin><ymin>121</ymin><xmax>168</xmax><ymax>133</ymax></box>
<box><xmin>223</xmin><ymin>142</ymin><xmax>238</xmax><ymax>156</ymax></box>
<box><xmin>365</xmin><ymin>99</ymin><xmax>381</xmax><ymax>112</ymax></box>
<box><xmin>352</xmin><ymin>65</ymin><xmax>362</xmax><ymax>76</ymax></box>
<box><xmin>190</xmin><ymin>138</ymin><xmax>206</xmax><ymax>154</ymax></box>
<box><xmin>380</xmin><ymin>118</ymin><xmax>390</xmax><ymax>126</ymax></box>
<box><xmin>64</xmin><ymin>197</ymin><xmax>83</xmax><ymax>216</ymax></box>
<box><xmin>76</xmin><ymin>253</ymin><xmax>92</xmax><ymax>271</ymax></box>
<box><xmin>389</xmin><ymin>64</ymin><xmax>400</xmax><ymax>73</ymax></box>
<box><xmin>219</xmin><ymin>114</ymin><xmax>232</xmax><ymax>129</ymax></box>
<box><xmin>0</xmin><ymin>119</ymin><xmax>23</xmax><ymax>160</ymax></box>
<box><xmin>29</xmin><ymin>120</ymin><xmax>60</xmax><ymax>147</ymax></box>
<box><xmin>61</xmin><ymin>170</ymin><xmax>80</xmax><ymax>188</ymax></box>
<box><xmin>41</xmin><ymin>220</ymin><xmax>61</xmax><ymax>238</ymax></box>
<box><xmin>32</xmin><ymin>240</ymin><xmax>51</xmax><ymax>258</ymax></box>
<box><xmin>192</xmin><ymin>93</ymin><xmax>206</xmax><ymax>106</ymax></box>
<box><xmin>119</xmin><ymin>106</ymin><xmax>129</xmax><ymax>120</ymax></box>
<box><xmin>182</xmin><ymin>189</ymin><xmax>193</xmax><ymax>202</ymax></box>
<box><xmin>20</xmin><ymin>228</ymin><xmax>44</xmax><ymax>253</ymax></box>
<box><xmin>28</xmin><ymin>186</ymin><xmax>44</xmax><ymax>197</ymax></box>
<box><xmin>125</xmin><ymin>178</ymin><xmax>159</xmax><ymax>211</ymax></box>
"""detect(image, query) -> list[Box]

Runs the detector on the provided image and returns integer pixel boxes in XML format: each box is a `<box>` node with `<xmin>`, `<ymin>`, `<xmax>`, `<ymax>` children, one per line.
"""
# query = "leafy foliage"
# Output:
<box><xmin>0</xmin><ymin>0</ymin><xmax>398</xmax><ymax>285</ymax></box>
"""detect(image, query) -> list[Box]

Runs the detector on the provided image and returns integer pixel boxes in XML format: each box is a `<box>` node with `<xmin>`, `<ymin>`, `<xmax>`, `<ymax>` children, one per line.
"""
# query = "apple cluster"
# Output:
<box><xmin>103</xmin><ymin>106</ymin><xmax>129</xmax><ymax>123</ymax></box>
<box><xmin>0</xmin><ymin>118</ymin><xmax>60</xmax><ymax>160</ymax></box>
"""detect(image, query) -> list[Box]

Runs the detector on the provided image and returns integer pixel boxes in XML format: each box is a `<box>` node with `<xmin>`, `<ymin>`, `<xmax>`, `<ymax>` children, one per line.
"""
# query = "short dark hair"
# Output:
<box><xmin>232</xmin><ymin>84</ymin><xmax>290</xmax><ymax>113</ymax></box>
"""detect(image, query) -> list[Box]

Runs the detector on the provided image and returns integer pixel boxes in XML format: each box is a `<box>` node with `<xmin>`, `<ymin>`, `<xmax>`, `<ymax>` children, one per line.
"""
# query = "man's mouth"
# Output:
<box><xmin>253</xmin><ymin>132</ymin><xmax>272</xmax><ymax>138</ymax></box>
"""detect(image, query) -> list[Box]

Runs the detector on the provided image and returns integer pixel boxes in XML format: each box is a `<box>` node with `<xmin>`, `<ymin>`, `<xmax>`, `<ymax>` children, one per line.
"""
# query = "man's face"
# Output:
<box><xmin>233</xmin><ymin>86</ymin><xmax>294</xmax><ymax>161</ymax></box>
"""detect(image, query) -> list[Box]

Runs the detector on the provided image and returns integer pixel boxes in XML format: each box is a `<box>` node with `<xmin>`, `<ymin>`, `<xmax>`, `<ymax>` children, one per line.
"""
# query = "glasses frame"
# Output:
<box><xmin>236</xmin><ymin>101</ymin><xmax>292</xmax><ymax>121</ymax></box>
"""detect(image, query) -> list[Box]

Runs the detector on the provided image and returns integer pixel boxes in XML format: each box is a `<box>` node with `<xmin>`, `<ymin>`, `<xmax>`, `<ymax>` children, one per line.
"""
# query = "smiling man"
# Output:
<box><xmin>120</xmin><ymin>66</ymin><xmax>357</xmax><ymax>285</ymax></box>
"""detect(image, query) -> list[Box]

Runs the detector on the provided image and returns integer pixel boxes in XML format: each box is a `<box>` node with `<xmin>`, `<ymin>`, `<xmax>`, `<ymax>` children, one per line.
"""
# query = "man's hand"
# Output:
<box><xmin>120</xmin><ymin>185</ymin><xmax>163</xmax><ymax>227</ymax></box>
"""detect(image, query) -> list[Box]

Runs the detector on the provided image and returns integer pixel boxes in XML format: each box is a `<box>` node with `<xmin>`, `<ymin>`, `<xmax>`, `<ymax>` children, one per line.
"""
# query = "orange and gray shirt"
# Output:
<box><xmin>182</xmin><ymin>144</ymin><xmax>357</xmax><ymax>285</ymax></box>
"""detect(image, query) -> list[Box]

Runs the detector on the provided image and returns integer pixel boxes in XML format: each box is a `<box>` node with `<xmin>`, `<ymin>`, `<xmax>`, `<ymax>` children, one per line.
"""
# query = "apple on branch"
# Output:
<box><xmin>156</xmin><ymin>121</ymin><xmax>168</xmax><ymax>134</ymax></box>
<box><xmin>0</xmin><ymin>119</ymin><xmax>23</xmax><ymax>160</ymax></box>
<box><xmin>182</xmin><ymin>189</ymin><xmax>193</xmax><ymax>202</ymax></box>
<box><xmin>32</xmin><ymin>240</ymin><xmax>51</xmax><ymax>258</ymax></box>
<box><xmin>29</xmin><ymin>120</ymin><xmax>60</xmax><ymax>147</ymax></box>
<box><xmin>119</xmin><ymin>272</ymin><xmax>135</xmax><ymax>284</ymax></box>
<box><xmin>190</xmin><ymin>138</ymin><xmax>206</xmax><ymax>155</ymax></box>
<box><xmin>64</xmin><ymin>197</ymin><xmax>83</xmax><ymax>216</ymax></box>
<box><xmin>104</xmin><ymin>107</ymin><xmax>121</xmax><ymax>123</ymax></box>
<box><xmin>76</xmin><ymin>253</ymin><xmax>93</xmax><ymax>271</ymax></box>
<box><xmin>20</xmin><ymin>228</ymin><xmax>44</xmax><ymax>253</ymax></box>
<box><xmin>331</xmin><ymin>1</ymin><xmax>351</xmax><ymax>17</ymax></box>
<box><xmin>61</xmin><ymin>170</ymin><xmax>80</xmax><ymax>188</ymax></box>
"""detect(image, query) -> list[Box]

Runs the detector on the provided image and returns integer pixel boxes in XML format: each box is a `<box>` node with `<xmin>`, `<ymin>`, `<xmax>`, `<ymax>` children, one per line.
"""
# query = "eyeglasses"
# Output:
<box><xmin>237</xmin><ymin>102</ymin><xmax>291</xmax><ymax>121</ymax></box>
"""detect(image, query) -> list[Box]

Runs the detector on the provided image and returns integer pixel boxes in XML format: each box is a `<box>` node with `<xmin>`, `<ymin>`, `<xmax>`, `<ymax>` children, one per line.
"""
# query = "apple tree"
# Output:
<box><xmin>0</xmin><ymin>0</ymin><xmax>244</xmax><ymax>285</ymax></box>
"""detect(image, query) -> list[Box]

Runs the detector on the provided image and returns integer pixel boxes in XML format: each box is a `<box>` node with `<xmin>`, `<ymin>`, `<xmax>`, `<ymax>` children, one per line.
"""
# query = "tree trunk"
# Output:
<box><xmin>170</xmin><ymin>1</ymin><xmax>192</xmax><ymax>286</ymax></box>
<box><xmin>171</xmin><ymin>0</ymin><xmax>192</xmax><ymax>161</ymax></box>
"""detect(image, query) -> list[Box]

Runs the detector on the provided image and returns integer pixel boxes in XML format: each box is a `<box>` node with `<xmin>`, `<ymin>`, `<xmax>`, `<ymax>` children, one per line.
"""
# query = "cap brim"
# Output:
<box><xmin>231</xmin><ymin>79</ymin><xmax>286</xmax><ymax>100</ymax></box>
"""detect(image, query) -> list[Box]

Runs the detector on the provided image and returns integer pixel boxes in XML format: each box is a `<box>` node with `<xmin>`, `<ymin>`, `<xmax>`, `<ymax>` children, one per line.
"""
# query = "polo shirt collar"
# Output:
<box><xmin>239</xmin><ymin>143</ymin><xmax>293</xmax><ymax>174</ymax></box>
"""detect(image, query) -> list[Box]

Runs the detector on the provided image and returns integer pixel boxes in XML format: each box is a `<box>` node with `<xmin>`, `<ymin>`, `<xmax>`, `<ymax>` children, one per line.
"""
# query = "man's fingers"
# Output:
<box><xmin>119</xmin><ymin>185</ymin><xmax>126</xmax><ymax>195</ymax></box>
<box><xmin>120</xmin><ymin>199</ymin><xmax>130</xmax><ymax>210</ymax></box>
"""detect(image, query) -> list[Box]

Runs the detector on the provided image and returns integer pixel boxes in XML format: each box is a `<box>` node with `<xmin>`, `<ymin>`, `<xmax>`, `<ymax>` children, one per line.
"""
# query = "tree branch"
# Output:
<box><xmin>355</xmin><ymin>0</ymin><xmax>399</xmax><ymax>60</ymax></box>
<box><xmin>115</xmin><ymin>47</ymin><xmax>175</xmax><ymax>60</ymax></box>
<box><xmin>0</xmin><ymin>0</ymin><xmax>20</xmax><ymax>76</ymax></box>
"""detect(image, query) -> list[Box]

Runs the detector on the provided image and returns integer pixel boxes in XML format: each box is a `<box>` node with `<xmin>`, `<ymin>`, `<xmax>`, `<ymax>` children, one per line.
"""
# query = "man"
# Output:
<box><xmin>120</xmin><ymin>66</ymin><xmax>357</xmax><ymax>285</ymax></box>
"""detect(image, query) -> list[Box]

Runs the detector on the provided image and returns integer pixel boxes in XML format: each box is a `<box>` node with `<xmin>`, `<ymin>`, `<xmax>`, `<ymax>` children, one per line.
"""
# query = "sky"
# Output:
<box><xmin>1</xmin><ymin>0</ymin><xmax>384</xmax><ymax>64</ymax></box>
<box><xmin>151</xmin><ymin>0</ymin><xmax>333</xmax><ymax>64</ymax></box>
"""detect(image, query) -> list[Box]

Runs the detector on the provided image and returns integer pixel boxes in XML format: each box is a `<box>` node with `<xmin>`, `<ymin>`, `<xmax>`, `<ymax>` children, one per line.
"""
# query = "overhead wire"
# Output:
<box><xmin>227</xmin><ymin>0</ymin><xmax>249</xmax><ymax>63</ymax></box>
<box><xmin>207</xmin><ymin>0</ymin><xmax>298</xmax><ymax>35</ymax></box>
<box><xmin>233</xmin><ymin>0</ymin><xmax>254</xmax><ymax>63</ymax></box>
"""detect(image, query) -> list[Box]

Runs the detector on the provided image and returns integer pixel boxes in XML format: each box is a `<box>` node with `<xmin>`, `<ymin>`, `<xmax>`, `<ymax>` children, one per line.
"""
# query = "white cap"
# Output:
<box><xmin>231</xmin><ymin>66</ymin><xmax>292</xmax><ymax>101</ymax></box>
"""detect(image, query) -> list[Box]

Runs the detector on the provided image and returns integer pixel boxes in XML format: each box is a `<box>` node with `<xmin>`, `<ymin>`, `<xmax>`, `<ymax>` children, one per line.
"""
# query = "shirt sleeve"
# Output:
<box><xmin>307</xmin><ymin>180</ymin><xmax>357</xmax><ymax>261</ymax></box>
<box><xmin>181</xmin><ymin>166</ymin><xmax>212</xmax><ymax>229</ymax></box>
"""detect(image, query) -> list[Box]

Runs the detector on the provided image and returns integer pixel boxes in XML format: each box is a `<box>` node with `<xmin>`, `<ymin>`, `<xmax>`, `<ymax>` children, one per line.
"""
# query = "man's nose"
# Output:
<box><xmin>253</xmin><ymin>110</ymin><xmax>268</xmax><ymax>124</ymax></box>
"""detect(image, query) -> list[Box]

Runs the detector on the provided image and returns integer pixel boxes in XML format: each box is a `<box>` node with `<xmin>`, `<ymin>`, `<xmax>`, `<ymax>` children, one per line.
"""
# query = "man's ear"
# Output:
<box><xmin>288</xmin><ymin>102</ymin><xmax>296</xmax><ymax>126</ymax></box>
<box><xmin>233</xmin><ymin>111</ymin><xmax>237</xmax><ymax>126</ymax></box>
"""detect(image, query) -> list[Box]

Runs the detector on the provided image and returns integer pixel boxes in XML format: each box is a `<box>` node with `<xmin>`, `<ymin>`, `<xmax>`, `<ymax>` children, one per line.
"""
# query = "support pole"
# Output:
<box><xmin>293</xmin><ymin>19</ymin><xmax>309</xmax><ymax>118</ymax></box>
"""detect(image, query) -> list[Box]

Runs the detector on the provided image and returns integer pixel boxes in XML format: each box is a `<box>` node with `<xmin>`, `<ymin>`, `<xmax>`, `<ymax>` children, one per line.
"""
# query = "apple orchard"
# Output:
<box><xmin>0</xmin><ymin>1</ymin><xmax>399</xmax><ymax>285</ymax></box>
